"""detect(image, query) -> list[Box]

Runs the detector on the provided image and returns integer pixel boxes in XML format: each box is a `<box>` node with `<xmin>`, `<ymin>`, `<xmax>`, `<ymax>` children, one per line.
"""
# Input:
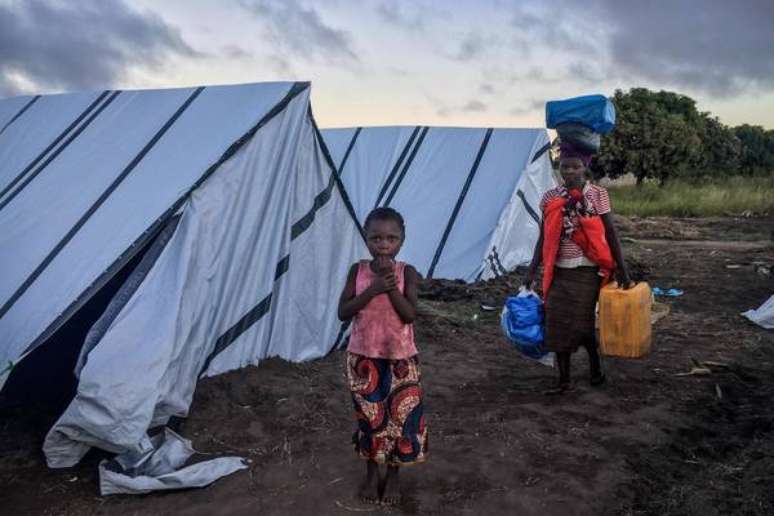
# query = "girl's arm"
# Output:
<box><xmin>601</xmin><ymin>212</ymin><xmax>632</xmax><ymax>288</ymax></box>
<box><xmin>338</xmin><ymin>264</ymin><xmax>391</xmax><ymax>321</ymax></box>
<box><xmin>523</xmin><ymin>222</ymin><xmax>544</xmax><ymax>288</ymax></box>
<box><xmin>385</xmin><ymin>265</ymin><xmax>419</xmax><ymax>324</ymax></box>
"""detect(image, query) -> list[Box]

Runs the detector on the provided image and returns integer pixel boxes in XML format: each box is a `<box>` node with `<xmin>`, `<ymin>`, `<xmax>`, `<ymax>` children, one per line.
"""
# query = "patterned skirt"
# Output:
<box><xmin>544</xmin><ymin>266</ymin><xmax>602</xmax><ymax>353</ymax></box>
<box><xmin>347</xmin><ymin>352</ymin><xmax>428</xmax><ymax>466</ymax></box>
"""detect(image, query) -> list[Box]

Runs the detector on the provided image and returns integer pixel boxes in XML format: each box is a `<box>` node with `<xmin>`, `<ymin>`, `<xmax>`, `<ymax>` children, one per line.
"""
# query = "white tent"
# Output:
<box><xmin>0</xmin><ymin>82</ymin><xmax>365</xmax><ymax>475</ymax></box>
<box><xmin>322</xmin><ymin>126</ymin><xmax>555</xmax><ymax>282</ymax></box>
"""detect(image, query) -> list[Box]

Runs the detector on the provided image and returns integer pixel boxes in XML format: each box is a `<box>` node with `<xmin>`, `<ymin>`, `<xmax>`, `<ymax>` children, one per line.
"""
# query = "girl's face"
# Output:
<box><xmin>365</xmin><ymin>218</ymin><xmax>404</xmax><ymax>259</ymax></box>
<box><xmin>560</xmin><ymin>158</ymin><xmax>587</xmax><ymax>189</ymax></box>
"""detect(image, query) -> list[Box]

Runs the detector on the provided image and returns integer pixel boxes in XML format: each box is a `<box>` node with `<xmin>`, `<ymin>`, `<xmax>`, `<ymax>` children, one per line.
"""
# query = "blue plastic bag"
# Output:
<box><xmin>501</xmin><ymin>288</ymin><xmax>554</xmax><ymax>367</ymax></box>
<box><xmin>546</xmin><ymin>94</ymin><xmax>616</xmax><ymax>134</ymax></box>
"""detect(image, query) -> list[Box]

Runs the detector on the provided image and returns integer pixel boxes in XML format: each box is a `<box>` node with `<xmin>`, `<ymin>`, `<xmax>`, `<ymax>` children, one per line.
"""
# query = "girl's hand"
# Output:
<box><xmin>381</xmin><ymin>271</ymin><xmax>398</xmax><ymax>292</ymax></box>
<box><xmin>368</xmin><ymin>273</ymin><xmax>396</xmax><ymax>295</ymax></box>
<box><xmin>374</xmin><ymin>255</ymin><xmax>394</xmax><ymax>273</ymax></box>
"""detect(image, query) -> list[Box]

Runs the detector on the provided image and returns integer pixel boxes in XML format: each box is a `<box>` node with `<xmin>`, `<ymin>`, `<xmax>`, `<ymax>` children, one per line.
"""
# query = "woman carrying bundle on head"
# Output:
<box><xmin>523</xmin><ymin>141</ymin><xmax>632</xmax><ymax>394</ymax></box>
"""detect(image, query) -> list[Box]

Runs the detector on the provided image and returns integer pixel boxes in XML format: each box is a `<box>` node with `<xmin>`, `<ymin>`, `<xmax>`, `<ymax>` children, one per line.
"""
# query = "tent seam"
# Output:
<box><xmin>373</xmin><ymin>126</ymin><xmax>421</xmax><ymax>209</ymax></box>
<box><xmin>15</xmin><ymin>83</ymin><xmax>311</xmax><ymax>359</ymax></box>
<box><xmin>0</xmin><ymin>95</ymin><xmax>40</xmax><ymax>137</ymax></box>
<box><xmin>384</xmin><ymin>126</ymin><xmax>429</xmax><ymax>207</ymax></box>
<box><xmin>0</xmin><ymin>90</ymin><xmax>114</xmax><ymax>208</ymax></box>
<box><xmin>427</xmin><ymin>128</ymin><xmax>494</xmax><ymax>279</ymax></box>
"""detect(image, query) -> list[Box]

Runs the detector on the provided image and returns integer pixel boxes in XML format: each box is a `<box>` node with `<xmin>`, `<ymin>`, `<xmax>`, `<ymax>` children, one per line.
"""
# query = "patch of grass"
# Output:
<box><xmin>608</xmin><ymin>176</ymin><xmax>774</xmax><ymax>217</ymax></box>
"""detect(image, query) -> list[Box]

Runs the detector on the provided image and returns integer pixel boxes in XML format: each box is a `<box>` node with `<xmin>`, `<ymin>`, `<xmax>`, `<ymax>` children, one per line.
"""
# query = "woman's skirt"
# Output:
<box><xmin>544</xmin><ymin>266</ymin><xmax>602</xmax><ymax>353</ymax></box>
<box><xmin>347</xmin><ymin>352</ymin><xmax>428</xmax><ymax>466</ymax></box>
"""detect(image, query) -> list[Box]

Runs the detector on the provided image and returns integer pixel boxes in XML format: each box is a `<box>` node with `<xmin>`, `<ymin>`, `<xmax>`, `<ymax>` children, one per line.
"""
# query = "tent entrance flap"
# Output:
<box><xmin>0</xmin><ymin>219</ymin><xmax>173</xmax><ymax>413</ymax></box>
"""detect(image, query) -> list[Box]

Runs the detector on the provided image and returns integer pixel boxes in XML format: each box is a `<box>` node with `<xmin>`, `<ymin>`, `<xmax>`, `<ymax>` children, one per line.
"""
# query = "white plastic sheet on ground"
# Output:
<box><xmin>742</xmin><ymin>295</ymin><xmax>774</xmax><ymax>329</ymax></box>
<box><xmin>98</xmin><ymin>428</ymin><xmax>247</xmax><ymax>495</ymax></box>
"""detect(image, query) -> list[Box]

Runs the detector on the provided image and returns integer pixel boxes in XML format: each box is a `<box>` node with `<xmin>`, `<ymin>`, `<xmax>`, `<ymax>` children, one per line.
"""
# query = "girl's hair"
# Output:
<box><xmin>364</xmin><ymin>207</ymin><xmax>405</xmax><ymax>235</ymax></box>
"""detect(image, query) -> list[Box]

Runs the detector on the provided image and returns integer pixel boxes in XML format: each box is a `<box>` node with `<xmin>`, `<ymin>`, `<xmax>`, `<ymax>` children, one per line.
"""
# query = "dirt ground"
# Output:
<box><xmin>1</xmin><ymin>216</ymin><xmax>773</xmax><ymax>515</ymax></box>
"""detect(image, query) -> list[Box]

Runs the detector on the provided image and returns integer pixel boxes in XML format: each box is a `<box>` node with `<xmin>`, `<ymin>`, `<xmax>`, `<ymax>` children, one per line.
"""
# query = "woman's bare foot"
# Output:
<box><xmin>380</xmin><ymin>465</ymin><xmax>401</xmax><ymax>506</ymax></box>
<box><xmin>543</xmin><ymin>381</ymin><xmax>575</xmax><ymax>395</ymax></box>
<box><xmin>358</xmin><ymin>460</ymin><xmax>380</xmax><ymax>503</ymax></box>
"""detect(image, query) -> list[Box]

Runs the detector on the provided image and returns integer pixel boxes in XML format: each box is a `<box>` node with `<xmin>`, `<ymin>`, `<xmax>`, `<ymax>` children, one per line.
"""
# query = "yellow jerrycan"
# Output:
<box><xmin>598</xmin><ymin>282</ymin><xmax>652</xmax><ymax>358</ymax></box>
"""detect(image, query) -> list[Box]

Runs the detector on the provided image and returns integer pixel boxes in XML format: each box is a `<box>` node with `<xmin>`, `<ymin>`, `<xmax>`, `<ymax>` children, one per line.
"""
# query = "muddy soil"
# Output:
<box><xmin>1</xmin><ymin>217</ymin><xmax>773</xmax><ymax>515</ymax></box>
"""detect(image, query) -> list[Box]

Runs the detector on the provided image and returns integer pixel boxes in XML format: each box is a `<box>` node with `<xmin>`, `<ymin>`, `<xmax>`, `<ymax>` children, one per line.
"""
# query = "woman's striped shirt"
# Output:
<box><xmin>540</xmin><ymin>182</ymin><xmax>612</xmax><ymax>268</ymax></box>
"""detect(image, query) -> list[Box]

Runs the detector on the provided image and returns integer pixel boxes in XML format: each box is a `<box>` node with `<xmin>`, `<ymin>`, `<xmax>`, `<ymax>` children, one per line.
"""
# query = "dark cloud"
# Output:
<box><xmin>388</xmin><ymin>66</ymin><xmax>410</xmax><ymax>77</ymax></box>
<box><xmin>479</xmin><ymin>83</ymin><xmax>496</xmax><ymax>95</ymax></box>
<box><xmin>376</xmin><ymin>1</ymin><xmax>423</xmax><ymax>30</ymax></box>
<box><xmin>566</xmin><ymin>62</ymin><xmax>606</xmax><ymax>85</ymax></box>
<box><xmin>221</xmin><ymin>45</ymin><xmax>251</xmax><ymax>59</ymax></box>
<box><xmin>265</xmin><ymin>54</ymin><xmax>295</xmax><ymax>76</ymax></box>
<box><xmin>0</xmin><ymin>0</ymin><xmax>198</xmax><ymax>96</ymax></box>
<box><xmin>454</xmin><ymin>33</ymin><xmax>487</xmax><ymax>61</ymax></box>
<box><xmin>506</xmin><ymin>0</ymin><xmax>774</xmax><ymax>97</ymax></box>
<box><xmin>509</xmin><ymin>99</ymin><xmax>544</xmax><ymax>116</ymax></box>
<box><xmin>509</xmin><ymin>5</ymin><xmax>599</xmax><ymax>56</ymax></box>
<box><xmin>241</xmin><ymin>0</ymin><xmax>358</xmax><ymax>65</ymax></box>
<box><xmin>462</xmin><ymin>100</ymin><xmax>487</xmax><ymax>112</ymax></box>
<box><xmin>525</xmin><ymin>67</ymin><xmax>547</xmax><ymax>82</ymax></box>
<box><xmin>597</xmin><ymin>0</ymin><xmax>774</xmax><ymax>96</ymax></box>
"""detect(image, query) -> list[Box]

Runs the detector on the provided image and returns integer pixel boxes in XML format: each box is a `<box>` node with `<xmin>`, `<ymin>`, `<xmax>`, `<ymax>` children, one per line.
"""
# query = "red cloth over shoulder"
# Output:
<box><xmin>541</xmin><ymin>197</ymin><xmax>615</xmax><ymax>300</ymax></box>
<box><xmin>541</xmin><ymin>198</ymin><xmax>564</xmax><ymax>299</ymax></box>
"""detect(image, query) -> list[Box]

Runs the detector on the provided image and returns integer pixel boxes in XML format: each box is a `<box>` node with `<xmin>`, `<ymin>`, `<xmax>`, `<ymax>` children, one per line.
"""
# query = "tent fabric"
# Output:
<box><xmin>742</xmin><ymin>295</ymin><xmax>774</xmax><ymax>329</ymax></box>
<box><xmin>0</xmin><ymin>82</ymin><xmax>338</xmax><ymax>385</ymax></box>
<box><xmin>0</xmin><ymin>82</ymin><xmax>365</xmax><ymax>470</ymax></box>
<box><xmin>323</xmin><ymin>126</ymin><xmax>556</xmax><ymax>282</ymax></box>
<box><xmin>0</xmin><ymin>94</ymin><xmax>39</xmax><ymax>136</ymax></box>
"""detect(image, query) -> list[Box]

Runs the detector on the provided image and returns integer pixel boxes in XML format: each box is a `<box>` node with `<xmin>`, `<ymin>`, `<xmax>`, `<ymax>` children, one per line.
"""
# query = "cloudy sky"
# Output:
<box><xmin>1</xmin><ymin>0</ymin><xmax>772</xmax><ymax>128</ymax></box>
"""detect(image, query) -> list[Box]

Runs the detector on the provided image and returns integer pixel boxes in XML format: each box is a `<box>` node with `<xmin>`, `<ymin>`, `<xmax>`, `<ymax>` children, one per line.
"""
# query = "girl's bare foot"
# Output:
<box><xmin>380</xmin><ymin>465</ymin><xmax>401</xmax><ymax>506</ymax></box>
<box><xmin>357</xmin><ymin>479</ymin><xmax>379</xmax><ymax>503</ymax></box>
<box><xmin>358</xmin><ymin>460</ymin><xmax>380</xmax><ymax>503</ymax></box>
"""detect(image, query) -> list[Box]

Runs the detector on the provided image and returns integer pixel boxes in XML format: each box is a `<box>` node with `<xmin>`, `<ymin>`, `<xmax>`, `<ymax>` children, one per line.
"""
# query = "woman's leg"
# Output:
<box><xmin>585</xmin><ymin>336</ymin><xmax>606</xmax><ymax>385</ymax></box>
<box><xmin>558</xmin><ymin>351</ymin><xmax>572</xmax><ymax>386</ymax></box>
<box><xmin>546</xmin><ymin>352</ymin><xmax>573</xmax><ymax>394</ymax></box>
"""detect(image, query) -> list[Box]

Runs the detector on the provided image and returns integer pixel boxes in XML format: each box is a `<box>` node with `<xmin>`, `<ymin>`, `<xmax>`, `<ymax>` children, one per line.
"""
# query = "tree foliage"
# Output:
<box><xmin>591</xmin><ymin>88</ymin><xmax>769</xmax><ymax>185</ymax></box>
<box><xmin>734</xmin><ymin>124</ymin><xmax>774</xmax><ymax>174</ymax></box>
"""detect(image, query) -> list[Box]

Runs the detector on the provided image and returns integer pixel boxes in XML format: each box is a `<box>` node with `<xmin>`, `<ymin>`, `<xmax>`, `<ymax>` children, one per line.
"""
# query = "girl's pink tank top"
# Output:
<box><xmin>347</xmin><ymin>260</ymin><xmax>417</xmax><ymax>360</ymax></box>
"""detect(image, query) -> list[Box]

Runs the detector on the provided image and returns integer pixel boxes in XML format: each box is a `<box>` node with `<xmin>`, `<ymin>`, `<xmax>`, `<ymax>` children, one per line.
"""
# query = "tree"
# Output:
<box><xmin>593</xmin><ymin>88</ymin><xmax>702</xmax><ymax>185</ymax></box>
<box><xmin>733</xmin><ymin>124</ymin><xmax>774</xmax><ymax>175</ymax></box>
<box><xmin>590</xmin><ymin>87</ymin><xmax>772</xmax><ymax>184</ymax></box>
<box><xmin>695</xmin><ymin>115</ymin><xmax>741</xmax><ymax>178</ymax></box>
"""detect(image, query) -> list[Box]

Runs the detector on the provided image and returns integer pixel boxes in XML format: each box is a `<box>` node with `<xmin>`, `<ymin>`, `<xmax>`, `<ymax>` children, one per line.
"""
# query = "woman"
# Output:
<box><xmin>524</xmin><ymin>141</ymin><xmax>631</xmax><ymax>394</ymax></box>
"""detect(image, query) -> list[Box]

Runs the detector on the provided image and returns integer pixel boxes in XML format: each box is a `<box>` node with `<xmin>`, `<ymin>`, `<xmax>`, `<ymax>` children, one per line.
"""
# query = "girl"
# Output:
<box><xmin>524</xmin><ymin>141</ymin><xmax>632</xmax><ymax>394</ymax></box>
<box><xmin>338</xmin><ymin>207</ymin><xmax>427</xmax><ymax>506</ymax></box>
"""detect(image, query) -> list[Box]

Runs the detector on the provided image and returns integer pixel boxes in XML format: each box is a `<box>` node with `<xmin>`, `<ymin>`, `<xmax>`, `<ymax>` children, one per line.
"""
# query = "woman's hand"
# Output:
<box><xmin>616</xmin><ymin>268</ymin><xmax>634</xmax><ymax>289</ymax></box>
<box><xmin>522</xmin><ymin>270</ymin><xmax>536</xmax><ymax>290</ymax></box>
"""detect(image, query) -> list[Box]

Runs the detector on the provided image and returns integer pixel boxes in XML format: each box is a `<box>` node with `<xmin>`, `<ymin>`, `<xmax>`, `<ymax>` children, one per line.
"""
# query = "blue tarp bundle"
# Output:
<box><xmin>546</xmin><ymin>94</ymin><xmax>616</xmax><ymax>134</ymax></box>
<box><xmin>501</xmin><ymin>289</ymin><xmax>553</xmax><ymax>366</ymax></box>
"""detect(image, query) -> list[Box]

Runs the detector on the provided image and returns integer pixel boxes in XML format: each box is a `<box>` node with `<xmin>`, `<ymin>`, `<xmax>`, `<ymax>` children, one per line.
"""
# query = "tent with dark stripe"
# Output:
<box><xmin>0</xmin><ymin>82</ymin><xmax>365</xmax><ymax>478</ymax></box>
<box><xmin>321</xmin><ymin>126</ymin><xmax>556</xmax><ymax>282</ymax></box>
